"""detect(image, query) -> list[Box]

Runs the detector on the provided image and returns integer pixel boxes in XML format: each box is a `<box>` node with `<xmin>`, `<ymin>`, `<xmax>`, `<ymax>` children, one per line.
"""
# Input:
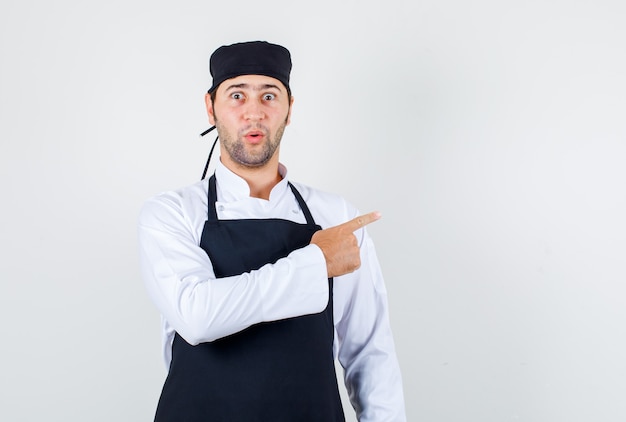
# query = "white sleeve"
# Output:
<box><xmin>137</xmin><ymin>195</ymin><xmax>329</xmax><ymax>345</ymax></box>
<box><xmin>334</xmin><ymin>227</ymin><xmax>407</xmax><ymax>422</ymax></box>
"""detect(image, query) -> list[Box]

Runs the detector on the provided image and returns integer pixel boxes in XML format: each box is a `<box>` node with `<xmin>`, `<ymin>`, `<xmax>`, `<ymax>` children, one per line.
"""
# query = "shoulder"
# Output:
<box><xmin>288</xmin><ymin>181</ymin><xmax>359</xmax><ymax>228</ymax></box>
<box><xmin>138</xmin><ymin>180</ymin><xmax>208</xmax><ymax>230</ymax></box>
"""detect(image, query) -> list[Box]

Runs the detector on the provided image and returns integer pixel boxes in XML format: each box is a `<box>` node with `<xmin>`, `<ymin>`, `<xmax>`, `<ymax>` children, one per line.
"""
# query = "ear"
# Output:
<box><xmin>286</xmin><ymin>96</ymin><xmax>295</xmax><ymax>126</ymax></box>
<box><xmin>205</xmin><ymin>93</ymin><xmax>216</xmax><ymax>125</ymax></box>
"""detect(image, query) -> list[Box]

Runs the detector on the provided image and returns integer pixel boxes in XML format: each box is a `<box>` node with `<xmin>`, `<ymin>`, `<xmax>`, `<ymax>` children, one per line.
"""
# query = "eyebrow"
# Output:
<box><xmin>224</xmin><ymin>83</ymin><xmax>283</xmax><ymax>93</ymax></box>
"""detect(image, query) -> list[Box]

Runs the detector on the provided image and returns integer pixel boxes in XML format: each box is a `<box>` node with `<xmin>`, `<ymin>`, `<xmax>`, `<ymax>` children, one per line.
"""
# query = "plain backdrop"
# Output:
<box><xmin>1</xmin><ymin>0</ymin><xmax>625</xmax><ymax>421</ymax></box>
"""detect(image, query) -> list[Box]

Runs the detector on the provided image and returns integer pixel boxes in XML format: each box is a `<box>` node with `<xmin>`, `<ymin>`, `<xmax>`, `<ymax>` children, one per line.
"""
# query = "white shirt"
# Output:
<box><xmin>138</xmin><ymin>161</ymin><xmax>406</xmax><ymax>421</ymax></box>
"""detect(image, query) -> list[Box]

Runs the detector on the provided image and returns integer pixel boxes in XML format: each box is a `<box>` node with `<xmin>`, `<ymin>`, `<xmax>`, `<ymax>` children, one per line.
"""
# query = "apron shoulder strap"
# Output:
<box><xmin>207</xmin><ymin>174</ymin><xmax>218</xmax><ymax>222</ymax></box>
<box><xmin>288</xmin><ymin>182</ymin><xmax>316</xmax><ymax>226</ymax></box>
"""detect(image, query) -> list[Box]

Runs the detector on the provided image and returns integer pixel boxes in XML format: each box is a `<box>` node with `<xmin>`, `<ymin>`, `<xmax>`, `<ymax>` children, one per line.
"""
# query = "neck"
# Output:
<box><xmin>220</xmin><ymin>155</ymin><xmax>282</xmax><ymax>200</ymax></box>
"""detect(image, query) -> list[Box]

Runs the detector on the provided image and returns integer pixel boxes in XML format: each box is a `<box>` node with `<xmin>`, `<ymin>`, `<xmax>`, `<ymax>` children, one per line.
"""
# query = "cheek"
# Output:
<box><xmin>212</xmin><ymin>107</ymin><xmax>231</xmax><ymax>125</ymax></box>
<box><xmin>270</xmin><ymin>105</ymin><xmax>291</xmax><ymax>122</ymax></box>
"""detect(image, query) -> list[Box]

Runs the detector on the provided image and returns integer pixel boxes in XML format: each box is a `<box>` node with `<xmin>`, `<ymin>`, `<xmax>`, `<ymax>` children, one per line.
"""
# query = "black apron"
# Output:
<box><xmin>154</xmin><ymin>174</ymin><xmax>344</xmax><ymax>421</ymax></box>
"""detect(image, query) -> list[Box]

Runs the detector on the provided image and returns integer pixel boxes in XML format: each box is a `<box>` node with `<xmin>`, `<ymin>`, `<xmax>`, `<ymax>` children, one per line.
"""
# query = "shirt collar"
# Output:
<box><xmin>214</xmin><ymin>160</ymin><xmax>290</xmax><ymax>203</ymax></box>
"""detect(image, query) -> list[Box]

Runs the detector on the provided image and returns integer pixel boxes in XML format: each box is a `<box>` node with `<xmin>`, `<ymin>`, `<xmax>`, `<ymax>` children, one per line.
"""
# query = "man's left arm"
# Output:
<box><xmin>334</xmin><ymin>225</ymin><xmax>407</xmax><ymax>422</ymax></box>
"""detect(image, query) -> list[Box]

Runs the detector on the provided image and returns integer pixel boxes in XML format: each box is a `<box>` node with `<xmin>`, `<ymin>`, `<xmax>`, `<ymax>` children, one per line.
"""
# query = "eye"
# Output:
<box><xmin>263</xmin><ymin>93</ymin><xmax>276</xmax><ymax>101</ymax></box>
<box><xmin>231</xmin><ymin>92</ymin><xmax>243</xmax><ymax>100</ymax></box>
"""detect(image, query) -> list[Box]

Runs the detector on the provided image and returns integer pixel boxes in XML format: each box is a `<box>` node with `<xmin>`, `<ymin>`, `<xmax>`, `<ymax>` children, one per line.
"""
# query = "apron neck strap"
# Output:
<box><xmin>207</xmin><ymin>174</ymin><xmax>218</xmax><ymax>222</ymax></box>
<box><xmin>288</xmin><ymin>182</ymin><xmax>316</xmax><ymax>226</ymax></box>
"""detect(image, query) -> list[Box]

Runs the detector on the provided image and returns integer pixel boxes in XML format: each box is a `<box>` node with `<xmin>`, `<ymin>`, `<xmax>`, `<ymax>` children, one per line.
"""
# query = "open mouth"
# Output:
<box><xmin>244</xmin><ymin>130</ymin><xmax>265</xmax><ymax>142</ymax></box>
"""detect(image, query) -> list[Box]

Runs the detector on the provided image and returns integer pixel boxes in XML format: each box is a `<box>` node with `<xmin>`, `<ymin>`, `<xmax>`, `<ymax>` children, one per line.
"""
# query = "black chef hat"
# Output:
<box><xmin>208</xmin><ymin>41</ymin><xmax>292</xmax><ymax>95</ymax></box>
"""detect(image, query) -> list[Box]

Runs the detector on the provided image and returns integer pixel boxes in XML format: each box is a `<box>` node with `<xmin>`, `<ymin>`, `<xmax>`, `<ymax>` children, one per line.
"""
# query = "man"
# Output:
<box><xmin>138</xmin><ymin>41</ymin><xmax>405</xmax><ymax>421</ymax></box>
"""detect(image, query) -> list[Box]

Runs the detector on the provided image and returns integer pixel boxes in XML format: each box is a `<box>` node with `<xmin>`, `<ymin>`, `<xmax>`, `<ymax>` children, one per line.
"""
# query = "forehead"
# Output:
<box><xmin>216</xmin><ymin>74</ymin><xmax>287</xmax><ymax>94</ymax></box>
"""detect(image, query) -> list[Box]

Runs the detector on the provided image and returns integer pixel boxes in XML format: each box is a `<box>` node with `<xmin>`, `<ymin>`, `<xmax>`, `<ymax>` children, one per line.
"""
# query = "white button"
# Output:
<box><xmin>292</xmin><ymin>209</ymin><xmax>299</xmax><ymax>214</ymax></box>
<box><xmin>217</xmin><ymin>205</ymin><xmax>225</xmax><ymax>212</ymax></box>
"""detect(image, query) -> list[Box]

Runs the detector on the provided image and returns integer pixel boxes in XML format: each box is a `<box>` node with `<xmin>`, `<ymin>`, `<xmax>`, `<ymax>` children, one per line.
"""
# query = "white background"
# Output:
<box><xmin>1</xmin><ymin>0</ymin><xmax>625</xmax><ymax>421</ymax></box>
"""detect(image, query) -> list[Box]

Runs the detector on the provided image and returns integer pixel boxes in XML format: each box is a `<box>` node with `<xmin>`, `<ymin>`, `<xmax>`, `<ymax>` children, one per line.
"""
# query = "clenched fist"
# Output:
<box><xmin>310</xmin><ymin>211</ymin><xmax>381</xmax><ymax>278</ymax></box>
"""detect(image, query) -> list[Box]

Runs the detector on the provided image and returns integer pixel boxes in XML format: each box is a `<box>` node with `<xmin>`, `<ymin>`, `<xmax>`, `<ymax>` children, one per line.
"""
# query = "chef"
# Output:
<box><xmin>138</xmin><ymin>40</ymin><xmax>406</xmax><ymax>421</ymax></box>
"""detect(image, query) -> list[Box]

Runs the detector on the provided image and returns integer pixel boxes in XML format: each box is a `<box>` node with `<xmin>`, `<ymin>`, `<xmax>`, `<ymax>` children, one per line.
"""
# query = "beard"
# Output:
<box><xmin>215</xmin><ymin>116</ymin><xmax>288</xmax><ymax>168</ymax></box>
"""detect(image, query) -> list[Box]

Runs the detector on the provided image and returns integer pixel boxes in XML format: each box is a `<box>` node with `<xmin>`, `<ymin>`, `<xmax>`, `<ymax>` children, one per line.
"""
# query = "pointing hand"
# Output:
<box><xmin>310</xmin><ymin>211</ymin><xmax>381</xmax><ymax>278</ymax></box>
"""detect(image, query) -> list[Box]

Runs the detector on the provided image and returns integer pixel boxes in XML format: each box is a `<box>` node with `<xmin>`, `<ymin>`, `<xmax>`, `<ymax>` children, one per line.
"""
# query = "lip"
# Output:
<box><xmin>244</xmin><ymin>130</ymin><xmax>265</xmax><ymax>144</ymax></box>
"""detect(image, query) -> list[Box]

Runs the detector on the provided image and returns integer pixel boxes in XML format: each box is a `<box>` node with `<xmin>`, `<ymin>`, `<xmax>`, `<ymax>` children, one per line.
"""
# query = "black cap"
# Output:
<box><xmin>208</xmin><ymin>41</ymin><xmax>292</xmax><ymax>95</ymax></box>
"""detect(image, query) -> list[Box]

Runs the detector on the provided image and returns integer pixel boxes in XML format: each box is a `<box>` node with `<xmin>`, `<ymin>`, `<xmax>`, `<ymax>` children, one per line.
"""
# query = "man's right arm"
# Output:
<box><xmin>138</xmin><ymin>195</ymin><xmax>329</xmax><ymax>345</ymax></box>
<box><xmin>310</xmin><ymin>211</ymin><xmax>381</xmax><ymax>277</ymax></box>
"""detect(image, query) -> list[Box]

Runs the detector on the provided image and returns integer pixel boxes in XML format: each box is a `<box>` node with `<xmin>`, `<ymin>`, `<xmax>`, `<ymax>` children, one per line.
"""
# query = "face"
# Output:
<box><xmin>205</xmin><ymin>74</ymin><xmax>293</xmax><ymax>169</ymax></box>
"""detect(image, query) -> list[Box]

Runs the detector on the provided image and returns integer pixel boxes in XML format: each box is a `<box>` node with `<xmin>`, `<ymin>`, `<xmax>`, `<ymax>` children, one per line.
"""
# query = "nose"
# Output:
<box><xmin>243</xmin><ymin>100</ymin><xmax>265</xmax><ymax>121</ymax></box>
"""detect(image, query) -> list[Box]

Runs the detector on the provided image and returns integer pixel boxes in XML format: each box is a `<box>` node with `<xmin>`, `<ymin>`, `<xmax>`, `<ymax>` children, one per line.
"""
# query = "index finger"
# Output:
<box><xmin>339</xmin><ymin>211</ymin><xmax>382</xmax><ymax>232</ymax></box>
